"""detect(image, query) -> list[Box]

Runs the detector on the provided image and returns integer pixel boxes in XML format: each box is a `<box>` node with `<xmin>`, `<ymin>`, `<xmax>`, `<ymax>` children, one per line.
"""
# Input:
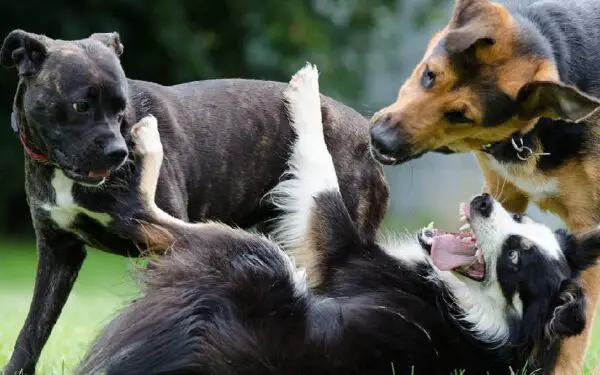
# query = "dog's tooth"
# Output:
<box><xmin>459</xmin><ymin>223</ymin><xmax>471</xmax><ymax>231</ymax></box>
<box><xmin>460</xmin><ymin>215</ymin><xmax>467</xmax><ymax>223</ymax></box>
<box><xmin>426</xmin><ymin>221</ymin><xmax>435</xmax><ymax>230</ymax></box>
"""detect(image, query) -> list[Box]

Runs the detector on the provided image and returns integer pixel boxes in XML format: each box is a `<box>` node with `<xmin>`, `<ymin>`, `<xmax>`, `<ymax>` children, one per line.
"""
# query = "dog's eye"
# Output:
<box><xmin>421</xmin><ymin>66</ymin><xmax>436</xmax><ymax>89</ymax></box>
<box><xmin>508</xmin><ymin>250</ymin><xmax>519</xmax><ymax>265</ymax></box>
<box><xmin>72</xmin><ymin>101</ymin><xmax>90</xmax><ymax>113</ymax></box>
<box><xmin>512</xmin><ymin>214</ymin><xmax>523</xmax><ymax>223</ymax></box>
<box><xmin>444</xmin><ymin>111</ymin><xmax>474</xmax><ymax>124</ymax></box>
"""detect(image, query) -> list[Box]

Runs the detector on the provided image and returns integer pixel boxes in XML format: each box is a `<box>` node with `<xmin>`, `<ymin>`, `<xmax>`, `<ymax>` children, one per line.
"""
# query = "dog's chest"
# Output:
<box><xmin>485</xmin><ymin>157</ymin><xmax>559</xmax><ymax>201</ymax></box>
<box><xmin>41</xmin><ymin>170</ymin><xmax>113</xmax><ymax>230</ymax></box>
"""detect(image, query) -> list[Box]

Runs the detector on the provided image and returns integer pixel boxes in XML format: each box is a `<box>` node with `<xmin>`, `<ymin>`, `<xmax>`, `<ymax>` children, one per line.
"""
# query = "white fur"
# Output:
<box><xmin>380</xmin><ymin>233</ymin><xmax>429</xmax><ymax>266</ymax></box>
<box><xmin>268</xmin><ymin>63</ymin><xmax>339</xmax><ymax>284</ymax></box>
<box><xmin>471</xmin><ymin>200</ymin><xmax>562</xmax><ymax>262</ymax></box>
<box><xmin>436</xmin><ymin>197</ymin><xmax>564</xmax><ymax>344</ymax></box>
<box><xmin>486</xmin><ymin>156</ymin><xmax>559</xmax><ymax>201</ymax></box>
<box><xmin>42</xmin><ymin>170</ymin><xmax>112</xmax><ymax>229</ymax></box>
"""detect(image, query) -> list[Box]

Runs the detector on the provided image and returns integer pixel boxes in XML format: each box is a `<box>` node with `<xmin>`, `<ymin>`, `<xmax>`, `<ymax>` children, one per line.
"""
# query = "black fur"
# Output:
<box><xmin>77</xmin><ymin>188</ymin><xmax>600</xmax><ymax>375</ymax></box>
<box><xmin>481</xmin><ymin>0</ymin><xmax>600</xmax><ymax>167</ymax></box>
<box><xmin>0</xmin><ymin>31</ymin><xmax>389</xmax><ymax>375</ymax></box>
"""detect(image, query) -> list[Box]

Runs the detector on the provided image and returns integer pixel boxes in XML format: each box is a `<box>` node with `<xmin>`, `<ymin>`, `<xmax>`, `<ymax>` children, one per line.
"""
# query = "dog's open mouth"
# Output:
<box><xmin>63</xmin><ymin>168</ymin><xmax>112</xmax><ymax>186</ymax></box>
<box><xmin>419</xmin><ymin>203</ymin><xmax>485</xmax><ymax>282</ymax></box>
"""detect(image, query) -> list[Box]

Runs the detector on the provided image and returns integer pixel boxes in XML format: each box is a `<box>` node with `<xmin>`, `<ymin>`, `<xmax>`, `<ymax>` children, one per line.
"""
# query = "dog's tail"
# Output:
<box><xmin>268</xmin><ymin>62</ymin><xmax>364</xmax><ymax>287</ymax></box>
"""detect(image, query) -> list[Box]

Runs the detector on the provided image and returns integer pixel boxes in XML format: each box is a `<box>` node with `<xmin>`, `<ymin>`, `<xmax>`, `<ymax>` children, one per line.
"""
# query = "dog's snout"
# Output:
<box><xmin>370</xmin><ymin>115</ymin><xmax>405</xmax><ymax>158</ymax></box>
<box><xmin>471</xmin><ymin>193</ymin><xmax>493</xmax><ymax>218</ymax></box>
<box><xmin>103</xmin><ymin>143</ymin><xmax>128</xmax><ymax>167</ymax></box>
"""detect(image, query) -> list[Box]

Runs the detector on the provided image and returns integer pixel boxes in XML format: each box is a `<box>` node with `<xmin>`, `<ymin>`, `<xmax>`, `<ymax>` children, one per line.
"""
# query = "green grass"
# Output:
<box><xmin>0</xmin><ymin>241</ymin><xmax>599</xmax><ymax>374</ymax></box>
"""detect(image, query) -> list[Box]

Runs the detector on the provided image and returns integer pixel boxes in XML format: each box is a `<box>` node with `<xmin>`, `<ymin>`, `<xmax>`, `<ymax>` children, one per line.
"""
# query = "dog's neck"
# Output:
<box><xmin>481</xmin><ymin>117</ymin><xmax>588</xmax><ymax>171</ymax></box>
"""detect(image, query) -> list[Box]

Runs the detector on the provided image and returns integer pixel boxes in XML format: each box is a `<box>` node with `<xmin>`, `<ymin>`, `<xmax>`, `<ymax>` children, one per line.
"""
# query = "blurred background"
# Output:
<box><xmin>0</xmin><ymin>0</ymin><xmax>584</xmax><ymax>373</ymax></box>
<box><xmin>0</xmin><ymin>0</ymin><xmax>564</xmax><ymax>237</ymax></box>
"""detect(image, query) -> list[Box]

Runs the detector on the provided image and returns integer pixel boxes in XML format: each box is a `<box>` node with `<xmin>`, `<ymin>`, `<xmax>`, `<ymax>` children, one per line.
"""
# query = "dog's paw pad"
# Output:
<box><xmin>130</xmin><ymin>115</ymin><xmax>162</xmax><ymax>155</ymax></box>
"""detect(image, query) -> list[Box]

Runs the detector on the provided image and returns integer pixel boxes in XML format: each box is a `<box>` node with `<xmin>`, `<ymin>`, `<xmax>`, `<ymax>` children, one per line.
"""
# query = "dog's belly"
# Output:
<box><xmin>486</xmin><ymin>157</ymin><xmax>559</xmax><ymax>201</ymax></box>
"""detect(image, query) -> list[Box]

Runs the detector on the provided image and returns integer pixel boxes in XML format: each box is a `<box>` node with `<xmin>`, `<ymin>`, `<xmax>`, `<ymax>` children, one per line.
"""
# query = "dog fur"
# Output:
<box><xmin>75</xmin><ymin>64</ymin><xmax>600</xmax><ymax>375</ymax></box>
<box><xmin>369</xmin><ymin>1</ymin><xmax>600</xmax><ymax>372</ymax></box>
<box><xmin>0</xmin><ymin>30</ymin><xmax>389</xmax><ymax>375</ymax></box>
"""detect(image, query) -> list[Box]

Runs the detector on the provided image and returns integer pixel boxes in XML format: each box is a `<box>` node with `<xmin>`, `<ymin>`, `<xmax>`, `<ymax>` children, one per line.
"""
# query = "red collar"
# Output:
<box><xmin>19</xmin><ymin>132</ymin><xmax>52</xmax><ymax>165</ymax></box>
<box><xmin>12</xmin><ymin>112</ymin><xmax>53</xmax><ymax>165</ymax></box>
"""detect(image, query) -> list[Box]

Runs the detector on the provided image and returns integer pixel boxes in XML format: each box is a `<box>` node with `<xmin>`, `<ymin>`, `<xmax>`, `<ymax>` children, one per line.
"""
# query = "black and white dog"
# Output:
<box><xmin>77</xmin><ymin>64</ymin><xmax>600</xmax><ymax>375</ymax></box>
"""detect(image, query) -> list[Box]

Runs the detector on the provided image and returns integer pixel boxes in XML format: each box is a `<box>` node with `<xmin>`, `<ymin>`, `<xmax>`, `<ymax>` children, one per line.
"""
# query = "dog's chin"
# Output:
<box><xmin>62</xmin><ymin>168</ymin><xmax>108</xmax><ymax>187</ymax></box>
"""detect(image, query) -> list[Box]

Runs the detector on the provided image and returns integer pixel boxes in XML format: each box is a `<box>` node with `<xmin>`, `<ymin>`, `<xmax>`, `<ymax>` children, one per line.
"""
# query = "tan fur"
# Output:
<box><xmin>373</xmin><ymin>0</ymin><xmax>600</xmax><ymax>372</ymax></box>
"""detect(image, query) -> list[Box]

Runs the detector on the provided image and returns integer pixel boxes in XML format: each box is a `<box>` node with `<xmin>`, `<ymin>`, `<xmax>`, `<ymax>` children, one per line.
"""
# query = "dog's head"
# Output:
<box><xmin>419</xmin><ymin>193</ymin><xmax>600</xmax><ymax>351</ymax></box>
<box><xmin>1</xmin><ymin>29</ymin><xmax>128</xmax><ymax>186</ymax></box>
<box><xmin>370</xmin><ymin>0</ymin><xmax>600</xmax><ymax>165</ymax></box>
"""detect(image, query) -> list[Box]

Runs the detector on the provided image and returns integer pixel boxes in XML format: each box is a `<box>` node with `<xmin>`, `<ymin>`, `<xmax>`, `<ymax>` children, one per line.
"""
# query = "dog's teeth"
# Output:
<box><xmin>460</xmin><ymin>215</ymin><xmax>467</xmax><ymax>223</ymax></box>
<box><xmin>459</xmin><ymin>223</ymin><xmax>471</xmax><ymax>231</ymax></box>
<box><xmin>426</xmin><ymin>221</ymin><xmax>435</xmax><ymax>230</ymax></box>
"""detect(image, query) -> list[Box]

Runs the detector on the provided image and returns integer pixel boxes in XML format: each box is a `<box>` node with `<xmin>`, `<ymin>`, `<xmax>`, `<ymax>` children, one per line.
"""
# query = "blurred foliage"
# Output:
<box><xmin>0</xmin><ymin>0</ymin><xmax>443</xmax><ymax>236</ymax></box>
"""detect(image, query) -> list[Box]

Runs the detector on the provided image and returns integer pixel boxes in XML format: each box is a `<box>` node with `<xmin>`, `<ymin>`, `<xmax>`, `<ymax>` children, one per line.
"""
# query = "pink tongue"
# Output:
<box><xmin>430</xmin><ymin>234</ymin><xmax>477</xmax><ymax>271</ymax></box>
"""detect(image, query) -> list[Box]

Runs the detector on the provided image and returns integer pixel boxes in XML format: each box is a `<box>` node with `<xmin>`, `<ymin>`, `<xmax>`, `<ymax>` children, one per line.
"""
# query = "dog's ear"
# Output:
<box><xmin>545</xmin><ymin>279</ymin><xmax>586</xmax><ymax>339</ymax></box>
<box><xmin>0</xmin><ymin>30</ymin><xmax>49</xmax><ymax>76</ymax></box>
<box><xmin>89</xmin><ymin>32</ymin><xmax>124</xmax><ymax>57</ymax></box>
<box><xmin>445</xmin><ymin>0</ymin><xmax>495</xmax><ymax>56</ymax></box>
<box><xmin>444</xmin><ymin>24</ymin><xmax>495</xmax><ymax>56</ymax></box>
<box><xmin>517</xmin><ymin>81</ymin><xmax>600</xmax><ymax>122</ymax></box>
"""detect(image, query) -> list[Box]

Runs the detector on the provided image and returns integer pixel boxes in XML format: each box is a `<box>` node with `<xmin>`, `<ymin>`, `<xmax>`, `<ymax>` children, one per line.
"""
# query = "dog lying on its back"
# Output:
<box><xmin>77</xmin><ymin>65</ymin><xmax>600</xmax><ymax>375</ymax></box>
<box><xmin>0</xmin><ymin>31</ymin><xmax>388</xmax><ymax>375</ymax></box>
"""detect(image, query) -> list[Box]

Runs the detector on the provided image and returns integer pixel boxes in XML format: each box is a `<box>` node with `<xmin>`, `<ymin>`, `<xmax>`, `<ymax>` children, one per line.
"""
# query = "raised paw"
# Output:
<box><xmin>130</xmin><ymin>115</ymin><xmax>162</xmax><ymax>157</ymax></box>
<box><xmin>283</xmin><ymin>62</ymin><xmax>323</xmax><ymax>136</ymax></box>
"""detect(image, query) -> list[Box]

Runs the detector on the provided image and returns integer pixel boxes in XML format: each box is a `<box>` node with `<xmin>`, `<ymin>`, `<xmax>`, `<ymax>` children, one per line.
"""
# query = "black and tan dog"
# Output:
<box><xmin>369</xmin><ymin>0</ymin><xmax>600</xmax><ymax>373</ymax></box>
<box><xmin>0</xmin><ymin>30</ymin><xmax>389</xmax><ymax>375</ymax></box>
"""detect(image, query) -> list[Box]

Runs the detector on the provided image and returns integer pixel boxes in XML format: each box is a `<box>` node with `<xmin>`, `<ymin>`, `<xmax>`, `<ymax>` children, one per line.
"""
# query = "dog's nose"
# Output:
<box><xmin>370</xmin><ymin>116</ymin><xmax>404</xmax><ymax>159</ymax></box>
<box><xmin>471</xmin><ymin>193</ymin><xmax>493</xmax><ymax>218</ymax></box>
<box><xmin>103</xmin><ymin>143</ymin><xmax>128</xmax><ymax>168</ymax></box>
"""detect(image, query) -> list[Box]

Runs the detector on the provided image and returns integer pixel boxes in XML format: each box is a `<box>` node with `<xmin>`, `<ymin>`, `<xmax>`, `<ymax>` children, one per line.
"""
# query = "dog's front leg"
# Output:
<box><xmin>4</xmin><ymin>231</ymin><xmax>85</xmax><ymax>375</ymax></box>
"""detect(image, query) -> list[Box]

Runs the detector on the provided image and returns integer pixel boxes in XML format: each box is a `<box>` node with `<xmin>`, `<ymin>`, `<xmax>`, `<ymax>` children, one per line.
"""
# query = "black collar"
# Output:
<box><xmin>480</xmin><ymin>132</ymin><xmax>550</xmax><ymax>163</ymax></box>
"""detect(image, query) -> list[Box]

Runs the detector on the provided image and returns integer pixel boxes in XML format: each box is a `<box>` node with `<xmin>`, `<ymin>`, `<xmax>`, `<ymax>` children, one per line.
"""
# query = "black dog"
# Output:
<box><xmin>77</xmin><ymin>65</ymin><xmax>600</xmax><ymax>375</ymax></box>
<box><xmin>0</xmin><ymin>31</ymin><xmax>389</xmax><ymax>375</ymax></box>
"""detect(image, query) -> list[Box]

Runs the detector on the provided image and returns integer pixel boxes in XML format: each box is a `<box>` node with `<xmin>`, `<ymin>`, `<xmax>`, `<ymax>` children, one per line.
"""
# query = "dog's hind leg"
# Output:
<box><xmin>269</xmin><ymin>63</ymin><xmax>362</xmax><ymax>287</ymax></box>
<box><xmin>3</xmin><ymin>233</ymin><xmax>86</xmax><ymax>375</ymax></box>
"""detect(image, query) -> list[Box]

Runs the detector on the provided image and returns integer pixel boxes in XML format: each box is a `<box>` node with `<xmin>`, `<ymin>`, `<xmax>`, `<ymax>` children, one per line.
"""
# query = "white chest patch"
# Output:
<box><xmin>42</xmin><ymin>170</ymin><xmax>113</xmax><ymax>230</ymax></box>
<box><xmin>486</xmin><ymin>157</ymin><xmax>559</xmax><ymax>201</ymax></box>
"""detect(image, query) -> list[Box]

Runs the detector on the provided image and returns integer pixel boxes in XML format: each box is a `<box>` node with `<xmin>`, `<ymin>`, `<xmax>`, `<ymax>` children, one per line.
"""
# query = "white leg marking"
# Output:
<box><xmin>269</xmin><ymin>63</ymin><xmax>339</xmax><ymax>286</ymax></box>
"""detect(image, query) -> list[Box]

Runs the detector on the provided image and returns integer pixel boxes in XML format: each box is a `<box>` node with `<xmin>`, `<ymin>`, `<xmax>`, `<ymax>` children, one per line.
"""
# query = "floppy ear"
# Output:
<box><xmin>545</xmin><ymin>280</ymin><xmax>586</xmax><ymax>339</ymax></box>
<box><xmin>0</xmin><ymin>29</ymin><xmax>49</xmax><ymax>76</ymax></box>
<box><xmin>89</xmin><ymin>32</ymin><xmax>124</xmax><ymax>57</ymax></box>
<box><xmin>557</xmin><ymin>228</ymin><xmax>600</xmax><ymax>274</ymax></box>
<box><xmin>517</xmin><ymin>81</ymin><xmax>600</xmax><ymax>122</ymax></box>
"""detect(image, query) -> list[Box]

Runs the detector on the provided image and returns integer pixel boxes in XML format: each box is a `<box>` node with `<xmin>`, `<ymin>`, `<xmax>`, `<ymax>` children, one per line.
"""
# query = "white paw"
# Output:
<box><xmin>284</xmin><ymin>62</ymin><xmax>323</xmax><ymax>137</ymax></box>
<box><xmin>130</xmin><ymin>115</ymin><xmax>162</xmax><ymax>156</ymax></box>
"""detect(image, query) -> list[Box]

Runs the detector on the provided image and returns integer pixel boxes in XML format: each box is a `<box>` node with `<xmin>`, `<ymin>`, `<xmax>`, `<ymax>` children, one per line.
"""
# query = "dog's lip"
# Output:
<box><xmin>62</xmin><ymin>168</ymin><xmax>108</xmax><ymax>186</ymax></box>
<box><xmin>370</xmin><ymin>146</ymin><xmax>399</xmax><ymax>165</ymax></box>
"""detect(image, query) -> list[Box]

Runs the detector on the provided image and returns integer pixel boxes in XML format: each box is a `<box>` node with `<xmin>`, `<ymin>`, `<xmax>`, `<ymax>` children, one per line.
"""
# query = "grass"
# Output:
<box><xmin>1</xmin><ymin>241</ymin><xmax>599</xmax><ymax>374</ymax></box>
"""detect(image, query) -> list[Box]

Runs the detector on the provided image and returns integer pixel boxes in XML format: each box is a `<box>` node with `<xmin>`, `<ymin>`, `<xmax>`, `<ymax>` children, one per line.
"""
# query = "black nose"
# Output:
<box><xmin>370</xmin><ymin>117</ymin><xmax>403</xmax><ymax>157</ymax></box>
<box><xmin>103</xmin><ymin>143</ymin><xmax>128</xmax><ymax>169</ymax></box>
<box><xmin>471</xmin><ymin>193</ymin><xmax>493</xmax><ymax>218</ymax></box>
